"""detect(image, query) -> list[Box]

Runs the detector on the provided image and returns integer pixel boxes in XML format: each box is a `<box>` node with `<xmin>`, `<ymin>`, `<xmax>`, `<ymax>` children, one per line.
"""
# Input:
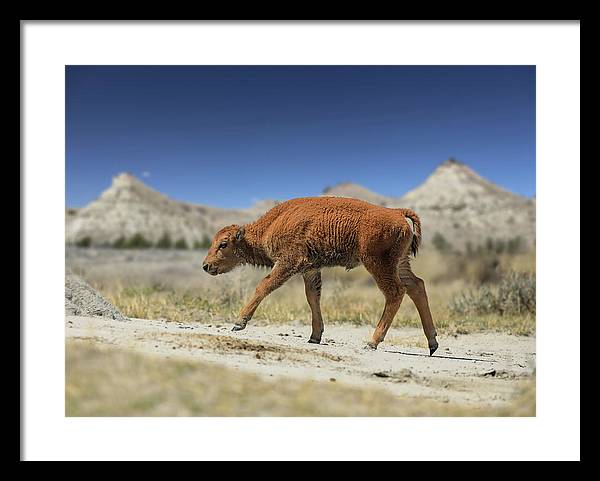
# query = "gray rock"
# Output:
<box><xmin>65</xmin><ymin>270</ymin><xmax>128</xmax><ymax>321</ymax></box>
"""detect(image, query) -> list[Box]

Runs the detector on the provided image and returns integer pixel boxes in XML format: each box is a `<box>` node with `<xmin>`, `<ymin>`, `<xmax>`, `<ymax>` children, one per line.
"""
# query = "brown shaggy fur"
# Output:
<box><xmin>203</xmin><ymin>197</ymin><xmax>438</xmax><ymax>353</ymax></box>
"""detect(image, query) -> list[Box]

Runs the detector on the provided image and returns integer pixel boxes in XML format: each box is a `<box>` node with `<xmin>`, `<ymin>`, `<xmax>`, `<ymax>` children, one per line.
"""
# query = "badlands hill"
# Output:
<box><xmin>66</xmin><ymin>159</ymin><xmax>535</xmax><ymax>251</ymax></box>
<box><xmin>322</xmin><ymin>182</ymin><xmax>391</xmax><ymax>206</ymax></box>
<box><xmin>65</xmin><ymin>173</ymin><xmax>278</xmax><ymax>247</ymax></box>
<box><xmin>322</xmin><ymin>159</ymin><xmax>535</xmax><ymax>250</ymax></box>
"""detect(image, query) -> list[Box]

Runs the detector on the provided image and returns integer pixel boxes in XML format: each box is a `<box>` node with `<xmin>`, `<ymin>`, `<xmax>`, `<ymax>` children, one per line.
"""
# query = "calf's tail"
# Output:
<box><xmin>397</xmin><ymin>208</ymin><xmax>422</xmax><ymax>257</ymax></box>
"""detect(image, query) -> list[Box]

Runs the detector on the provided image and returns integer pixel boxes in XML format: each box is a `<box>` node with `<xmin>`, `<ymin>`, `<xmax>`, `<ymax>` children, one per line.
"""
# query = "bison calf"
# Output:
<box><xmin>202</xmin><ymin>197</ymin><xmax>438</xmax><ymax>355</ymax></box>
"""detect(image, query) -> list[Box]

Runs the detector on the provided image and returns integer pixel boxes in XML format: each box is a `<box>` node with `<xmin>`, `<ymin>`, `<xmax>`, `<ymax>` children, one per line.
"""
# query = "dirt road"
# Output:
<box><xmin>66</xmin><ymin>315</ymin><xmax>535</xmax><ymax>408</ymax></box>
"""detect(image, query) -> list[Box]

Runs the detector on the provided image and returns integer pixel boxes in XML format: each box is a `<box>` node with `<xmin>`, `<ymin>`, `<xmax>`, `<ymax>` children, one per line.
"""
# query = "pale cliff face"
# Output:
<box><xmin>394</xmin><ymin>160</ymin><xmax>535</xmax><ymax>250</ymax></box>
<box><xmin>322</xmin><ymin>182</ymin><xmax>390</xmax><ymax>206</ymax></box>
<box><xmin>65</xmin><ymin>173</ymin><xmax>276</xmax><ymax>246</ymax></box>
<box><xmin>66</xmin><ymin>160</ymin><xmax>535</xmax><ymax>251</ymax></box>
<box><xmin>398</xmin><ymin>159</ymin><xmax>528</xmax><ymax>210</ymax></box>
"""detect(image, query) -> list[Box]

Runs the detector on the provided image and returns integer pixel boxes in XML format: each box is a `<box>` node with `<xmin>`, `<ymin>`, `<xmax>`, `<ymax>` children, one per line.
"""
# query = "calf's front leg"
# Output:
<box><xmin>232</xmin><ymin>262</ymin><xmax>295</xmax><ymax>331</ymax></box>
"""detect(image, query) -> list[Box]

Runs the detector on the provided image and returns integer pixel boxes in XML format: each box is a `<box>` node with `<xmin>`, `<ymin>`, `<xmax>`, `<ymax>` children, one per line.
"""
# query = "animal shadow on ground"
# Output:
<box><xmin>381</xmin><ymin>349</ymin><xmax>496</xmax><ymax>363</ymax></box>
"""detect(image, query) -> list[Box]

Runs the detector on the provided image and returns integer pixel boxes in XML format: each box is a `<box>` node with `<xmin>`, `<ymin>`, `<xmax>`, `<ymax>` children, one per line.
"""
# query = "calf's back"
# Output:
<box><xmin>255</xmin><ymin>197</ymin><xmax>413</xmax><ymax>269</ymax></box>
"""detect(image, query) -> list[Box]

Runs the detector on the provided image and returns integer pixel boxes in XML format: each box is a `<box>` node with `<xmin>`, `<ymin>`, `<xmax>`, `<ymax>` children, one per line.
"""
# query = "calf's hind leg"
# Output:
<box><xmin>303</xmin><ymin>270</ymin><xmax>324</xmax><ymax>344</ymax></box>
<box><xmin>399</xmin><ymin>262</ymin><xmax>439</xmax><ymax>355</ymax></box>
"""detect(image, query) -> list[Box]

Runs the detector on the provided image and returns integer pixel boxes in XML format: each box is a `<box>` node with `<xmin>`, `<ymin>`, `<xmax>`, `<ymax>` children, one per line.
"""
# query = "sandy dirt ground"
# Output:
<box><xmin>66</xmin><ymin>315</ymin><xmax>535</xmax><ymax>408</ymax></box>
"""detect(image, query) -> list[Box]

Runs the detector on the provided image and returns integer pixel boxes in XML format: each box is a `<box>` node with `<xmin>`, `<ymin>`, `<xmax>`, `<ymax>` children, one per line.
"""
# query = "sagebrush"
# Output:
<box><xmin>449</xmin><ymin>271</ymin><xmax>535</xmax><ymax>316</ymax></box>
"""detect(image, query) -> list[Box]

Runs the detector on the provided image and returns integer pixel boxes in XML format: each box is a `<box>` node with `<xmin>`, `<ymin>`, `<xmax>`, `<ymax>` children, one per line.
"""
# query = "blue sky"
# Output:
<box><xmin>66</xmin><ymin>66</ymin><xmax>535</xmax><ymax>208</ymax></box>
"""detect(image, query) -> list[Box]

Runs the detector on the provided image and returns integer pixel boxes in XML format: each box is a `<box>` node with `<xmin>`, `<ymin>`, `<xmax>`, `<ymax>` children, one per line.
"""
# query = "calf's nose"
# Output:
<box><xmin>203</xmin><ymin>263</ymin><xmax>210</xmax><ymax>272</ymax></box>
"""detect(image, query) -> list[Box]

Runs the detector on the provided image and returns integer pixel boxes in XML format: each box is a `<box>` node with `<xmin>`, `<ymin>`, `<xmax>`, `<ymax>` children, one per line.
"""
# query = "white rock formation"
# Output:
<box><xmin>66</xmin><ymin>160</ymin><xmax>535</xmax><ymax>252</ymax></box>
<box><xmin>66</xmin><ymin>173</ymin><xmax>277</xmax><ymax>247</ymax></box>
<box><xmin>322</xmin><ymin>159</ymin><xmax>535</xmax><ymax>250</ymax></box>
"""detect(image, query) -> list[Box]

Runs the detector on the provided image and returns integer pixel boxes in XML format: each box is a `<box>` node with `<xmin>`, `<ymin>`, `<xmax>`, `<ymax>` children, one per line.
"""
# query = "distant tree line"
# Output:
<box><xmin>432</xmin><ymin>232</ymin><xmax>526</xmax><ymax>256</ymax></box>
<box><xmin>73</xmin><ymin>232</ymin><xmax>214</xmax><ymax>250</ymax></box>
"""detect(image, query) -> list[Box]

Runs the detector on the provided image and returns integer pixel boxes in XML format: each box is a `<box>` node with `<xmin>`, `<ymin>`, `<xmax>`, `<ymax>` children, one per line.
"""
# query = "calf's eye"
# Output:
<box><xmin>219</xmin><ymin>242</ymin><xmax>228</xmax><ymax>249</ymax></box>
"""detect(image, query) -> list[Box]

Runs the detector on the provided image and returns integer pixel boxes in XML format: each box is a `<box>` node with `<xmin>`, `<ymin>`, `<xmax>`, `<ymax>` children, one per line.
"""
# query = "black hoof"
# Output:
<box><xmin>308</xmin><ymin>338</ymin><xmax>321</xmax><ymax>344</ymax></box>
<box><xmin>429</xmin><ymin>345</ymin><xmax>438</xmax><ymax>356</ymax></box>
<box><xmin>232</xmin><ymin>324</ymin><xmax>246</xmax><ymax>332</ymax></box>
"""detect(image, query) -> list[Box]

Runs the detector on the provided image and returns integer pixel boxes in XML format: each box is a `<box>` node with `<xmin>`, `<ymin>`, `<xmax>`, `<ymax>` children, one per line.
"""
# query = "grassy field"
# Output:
<box><xmin>74</xmin><ymin>248</ymin><xmax>536</xmax><ymax>336</ymax></box>
<box><xmin>66</xmin><ymin>247</ymin><xmax>536</xmax><ymax>417</ymax></box>
<box><xmin>66</xmin><ymin>339</ymin><xmax>535</xmax><ymax>417</ymax></box>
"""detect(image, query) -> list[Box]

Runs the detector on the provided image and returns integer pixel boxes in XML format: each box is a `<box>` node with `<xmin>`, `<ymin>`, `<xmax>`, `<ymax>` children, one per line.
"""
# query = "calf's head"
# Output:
<box><xmin>202</xmin><ymin>225</ymin><xmax>245</xmax><ymax>276</ymax></box>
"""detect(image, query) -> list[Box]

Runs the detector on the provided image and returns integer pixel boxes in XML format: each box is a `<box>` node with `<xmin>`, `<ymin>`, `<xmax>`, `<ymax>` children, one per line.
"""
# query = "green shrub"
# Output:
<box><xmin>465</xmin><ymin>236</ymin><xmax>526</xmax><ymax>257</ymax></box>
<box><xmin>191</xmin><ymin>233</ymin><xmax>216</xmax><ymax>249</ymax></box>
<box><xmin>432</xmin><ymin>232</ymin><xmax>453</xmax><ymax>254</ymax></box>
<box><xmin>468</xmin><ymin>255</ymin><xmax>501</xmax><ymax>284</ymax></box>
<box><xmin>449</xmin><ymin>271</ymin><xmax>536</xmax><ymax>316</ymax></box>
<box><xmin>112</xmin><ymin>237</ymin><xmax>126</xmax><ymax>248</ymax></box>
<box><xmin>156</xmin><ymin>232</ymin><xmax>173</xmax><ymax>249</ymax></box>
<box><xmin>174</xmin><ymin>238</ymin><xmax>189</xmax><ymax>250</ymax></box>
<box><xmin>192</xmin><ymin>234</ymin><xmax>212</xmax><ymax>249</ymax></box>
<box><xmin>75</xmin><ymin>236</ymin><xmax>92</xmax><ymax>248</ymax></box>
<box><xmin>507</xmin><ymin>236</ymin><xmax>524</xmax><ymax>254</ymax></box>
<box><xmin>125</xmin><ymin>233</ymin><xmax>152</xmax><ymax>249</ymax></box>
<box><xmin>495</xmin><ymin>239</ymin><xmax>506</xmax><ymax>254</ymax></box>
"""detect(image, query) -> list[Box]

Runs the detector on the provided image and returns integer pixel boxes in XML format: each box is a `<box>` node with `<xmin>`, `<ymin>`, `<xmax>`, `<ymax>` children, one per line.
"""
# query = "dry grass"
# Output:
<box><xmin>66</xmin><ymin>340</ymin><xmax>535</xmax><ymax>417</ymax></box>
<box><xmin>69</xmin><ymin>247</ymin><xmax>536</xmax><ymax>336</ymax></box>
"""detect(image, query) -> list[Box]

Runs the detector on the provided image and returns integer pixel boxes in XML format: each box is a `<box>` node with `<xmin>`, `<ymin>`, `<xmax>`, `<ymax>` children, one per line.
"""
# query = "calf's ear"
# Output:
<box><xmin>235</xmin><ymin>226</ymin><xmax>245</xmax><ymax>242</ymax></box>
